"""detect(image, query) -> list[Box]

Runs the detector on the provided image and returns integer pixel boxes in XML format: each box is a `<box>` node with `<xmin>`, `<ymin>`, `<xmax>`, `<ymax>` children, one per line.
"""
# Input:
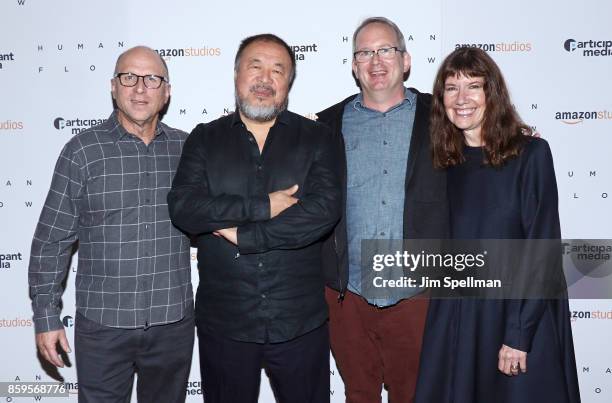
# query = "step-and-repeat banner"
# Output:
<box><xmin>1</xmin><ymin>0</ymin><xmax>610</xmax><ymax>401</ymax></box>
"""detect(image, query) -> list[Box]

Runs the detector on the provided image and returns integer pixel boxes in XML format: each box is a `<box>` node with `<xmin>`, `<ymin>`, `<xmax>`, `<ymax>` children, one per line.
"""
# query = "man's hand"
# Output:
<box><xmin>36</xmin><ymin>329</ymin><xmax>71</xmax><ymax>367</ymax></box>
<box><xmin>212</xmin><ymin>184</ymin><xmax>299</xmax><ymax>245</ymax></box>
<box><xmin>498</xmin><ymin>344</ymin><xmax>527</xmax><ymax>376</ymax></box>
<box><xmin>214</xmin><ymin>227</ymin><xmax>238</xmax><ymax>245</ymax></box>
<box><xmin>269</xmin><ymin>184</ymin><xmax>299</xmax><ymax>218</ymax></box>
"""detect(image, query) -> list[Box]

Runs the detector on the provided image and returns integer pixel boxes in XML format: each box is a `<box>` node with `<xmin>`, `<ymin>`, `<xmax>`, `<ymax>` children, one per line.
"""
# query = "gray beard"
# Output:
<box><xmin>235</xmin><ymin>92</ymin><xmax>288</xmax><ymax>123</ymax></box>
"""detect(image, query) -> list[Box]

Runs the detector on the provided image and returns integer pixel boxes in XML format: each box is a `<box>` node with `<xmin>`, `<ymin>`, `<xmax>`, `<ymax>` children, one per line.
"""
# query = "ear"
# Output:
<box><xmin>164</xmin><ymin>83</ymin><xmax>171</xmax><ymax>103</ymax></box>
<box><xmin>110</xmin><ymin>77</ymin><xmax>117</xmax><ymax>100</ymax></box>
<box><xmin>402</xmin><ymin>51</ymin><xmax>412</xmax><ymax>74</ymax></box>
<box><xmin>351</xmin><ymin>58</ymin><xmax>358</xmax><ymax>77</ymax></box>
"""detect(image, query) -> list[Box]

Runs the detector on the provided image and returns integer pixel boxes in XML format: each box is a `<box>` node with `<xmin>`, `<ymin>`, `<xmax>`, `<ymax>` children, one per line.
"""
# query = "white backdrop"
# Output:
<box><xmin>1</xmin><ymin>0</ymin><xmax>611</xmax><ymax>401</ymax></box>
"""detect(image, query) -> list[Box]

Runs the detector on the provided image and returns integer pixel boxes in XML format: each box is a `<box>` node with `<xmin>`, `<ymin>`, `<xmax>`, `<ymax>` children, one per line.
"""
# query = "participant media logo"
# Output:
<box><xmin>564</xmin><ymin>38</ymin><xmax>612</xmax><ymax>56</ymax></box>
<box><xmin>0</xmin><ymin>51</ymin><xmax>15</xmax><ymax>70</ymax></box>
<box><xmin>186</xmin><ymin>380</ymin><xmax>203</xmax><ymax>397</ymax></box>
<box><xmin>0</xmin><ymin>252</ymin><xmax>22</xmax><ymax>269</ymax></box>
<box><xmin>291</xmin><ymin>43</ymin><xmax>319</xmax><ymax>61</ymax></box>
<box><xmin>54</xmin><ymin>117</ymin><xmax>106</xmax><ymax>134</ymax></box>
<box><xmin>62</xmin><ymin>315</ymin><xmax>74</xmax><ymax>328</ymax></box>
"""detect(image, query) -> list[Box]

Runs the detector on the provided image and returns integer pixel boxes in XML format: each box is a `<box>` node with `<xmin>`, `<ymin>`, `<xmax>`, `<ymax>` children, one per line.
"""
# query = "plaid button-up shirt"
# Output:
<box><xmin>29</xmin><ymin>111</ymin><xmax>193</xmax><ymax>333</ymax></box>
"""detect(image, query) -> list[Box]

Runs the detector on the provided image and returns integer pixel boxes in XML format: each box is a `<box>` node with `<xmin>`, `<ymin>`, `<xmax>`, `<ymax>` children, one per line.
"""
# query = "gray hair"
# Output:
<box><xmin>352</xmin><ymin>17</ymin><xmax>407</xmax><ymax>53</ymax></box>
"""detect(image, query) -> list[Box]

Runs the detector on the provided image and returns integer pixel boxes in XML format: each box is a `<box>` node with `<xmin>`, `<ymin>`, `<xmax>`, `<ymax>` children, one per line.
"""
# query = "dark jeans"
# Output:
<box><xmin>75</xmin><ymin>312</ymin><xmax>195</xmax><ymax>403</ymax></box>
<box><xmin>197</xmin><ymin>323</ymin><xmax>330</xmax><ymax>403</ymax></box>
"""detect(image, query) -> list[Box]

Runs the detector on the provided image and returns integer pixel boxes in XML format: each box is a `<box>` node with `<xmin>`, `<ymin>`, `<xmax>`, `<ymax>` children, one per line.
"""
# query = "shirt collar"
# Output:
<box><xmin>352</xmin><ymin>87</ymin><xmax>415</xmax><ymax>113</ymax></box>
<box><xmin>110</xmin><ymin>110</ymin><xmax>167</xmax><ymax>144</ymax></box>
<box><xmin>231</xmin><ymin>109</ymin><xmax>291</xmax><ymax>127</ymax></box>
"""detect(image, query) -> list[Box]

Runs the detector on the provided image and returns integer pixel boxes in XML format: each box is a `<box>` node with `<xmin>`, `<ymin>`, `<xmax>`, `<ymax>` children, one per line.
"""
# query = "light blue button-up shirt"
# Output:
<box><xmin>343</xmin><ymin>88</ymin><xmax>421</xmax><ymax>307</ymax></box>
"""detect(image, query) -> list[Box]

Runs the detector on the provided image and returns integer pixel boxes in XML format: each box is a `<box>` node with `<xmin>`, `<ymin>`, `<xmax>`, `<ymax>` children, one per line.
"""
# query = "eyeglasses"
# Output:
<box><xmin>114</xmin><ymin>72</ymin><xmax>167</xmax><ymax>89</ymax></box>
<box><xmin>353</xmin><ymin>47</ymin><xmax>403</xmax><ymax>63</ymax></box>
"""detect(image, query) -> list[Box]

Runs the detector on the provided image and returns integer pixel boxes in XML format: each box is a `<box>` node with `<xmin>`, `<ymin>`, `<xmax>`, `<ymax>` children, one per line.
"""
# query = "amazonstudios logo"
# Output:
<box><xmin>0</xmin><ymin>119</ymin><xmax>24</xmax><ymax>131</ymax></box>
<box><xmin>564</xmin><ymin>38</ymin><xmax>612</xmax><ymax>56</ymax></box>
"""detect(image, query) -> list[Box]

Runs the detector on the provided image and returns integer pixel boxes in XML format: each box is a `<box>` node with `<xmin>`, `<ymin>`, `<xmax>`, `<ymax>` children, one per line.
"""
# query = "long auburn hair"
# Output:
<box><xmin>431</xmin><ymin>47</ymin><xmax>531</xmax><ymax>168</ymax></box>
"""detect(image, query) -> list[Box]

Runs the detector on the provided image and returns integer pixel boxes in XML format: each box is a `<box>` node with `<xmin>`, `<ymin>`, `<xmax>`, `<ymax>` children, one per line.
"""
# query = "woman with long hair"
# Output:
<box><xmin>414</xmin><ymin>47</ymin><xmax>580</xmax><ymax>403</ymax></box>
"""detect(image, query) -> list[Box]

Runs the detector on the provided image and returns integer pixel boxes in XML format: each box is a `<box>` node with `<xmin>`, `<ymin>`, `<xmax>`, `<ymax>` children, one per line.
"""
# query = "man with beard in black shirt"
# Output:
<box><xmin>168</xmin><ymin>34</ymin><xmax>341</xmax><ymax>403</ymax></box>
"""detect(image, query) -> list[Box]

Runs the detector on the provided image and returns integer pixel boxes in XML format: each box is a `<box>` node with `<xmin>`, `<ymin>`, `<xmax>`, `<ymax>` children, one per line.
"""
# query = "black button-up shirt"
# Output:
<box><xmin>29</xmin><ymin>112</ymin><xmax>193</xmax><ymax>333</ymax></box>
<box><xmin>168</xmin><ymin>110</ymin><xmax>341</xmax><ymax>343</ymax></box>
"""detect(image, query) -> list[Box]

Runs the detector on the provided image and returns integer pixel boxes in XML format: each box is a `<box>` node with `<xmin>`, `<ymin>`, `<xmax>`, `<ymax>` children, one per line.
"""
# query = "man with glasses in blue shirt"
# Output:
<box><xmin>317</xmin><ymin>17</ymin><xmax>449</xmax><ymax>402</ymax></box>
<box><xmin>29</xmin><ymin>46</ymin><xmax>194</xmax><ymax>403</ymax></box>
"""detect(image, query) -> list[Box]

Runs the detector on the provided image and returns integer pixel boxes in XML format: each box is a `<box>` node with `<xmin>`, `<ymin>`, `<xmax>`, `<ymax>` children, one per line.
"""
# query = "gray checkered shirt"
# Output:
<box><xmin>29</xmin><ymin>111</ymin><xmax>193</xmax><ymax>333</ymax></box>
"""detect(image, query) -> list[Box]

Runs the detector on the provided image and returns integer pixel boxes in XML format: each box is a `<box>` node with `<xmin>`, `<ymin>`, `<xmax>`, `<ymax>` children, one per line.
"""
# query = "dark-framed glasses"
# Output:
<box><xmin>114</xmin><ymin>72</ymin><xmax>167</xmax><ymax>89</ymax></box>
<box><xmin>353</xmin><ymin>47</ymin><xmax>403</xmax><ymax>63</ymax></box>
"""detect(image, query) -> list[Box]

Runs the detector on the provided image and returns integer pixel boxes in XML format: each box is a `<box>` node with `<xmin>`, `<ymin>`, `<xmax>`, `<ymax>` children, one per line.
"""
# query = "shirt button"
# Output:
<box><xmin>257</xmin><ymin>165</ymin><xmax>262</xmax><ymax>171</ymax></box>
<box><xmin>249</xmin><ymin>137</ymin><xmax>255</xmax><ymax>143</ymax></box>
<box><xmin>145</xmin><ymin>199</ymin><xmax>150</xmax><ymax>203</ymax></box>
<box><xmin>383</xmin><ymin>169</ymin><xmax>388</xmax><ymax>174</ymax></box>
<box><xmin>382</xmin><ymin>200</ymin><xmax>386</xmax><ymax>205</ymax></box>
<box><xmin>145</xmin><ymin>224</ymin><xmax>149</xmax><ymax>229</ymax></box>
<box><xmin>261</xmin><ymin>294</ymin><xmax>266</xmax><ymax>299</ymax></box>
<box><xmin>380</xmin><ymin>231</ymin><xmax>386</xmax><ymax>236</ymax></box>
<box><xmin>258</xmin><ymin>262</ymin><xmax>263</xmax><ymax>268</ymax></box>
<box><xmin>383</xmin><ymin>141</ymin><xmax>388</xmax><ymax>145</ymax></box>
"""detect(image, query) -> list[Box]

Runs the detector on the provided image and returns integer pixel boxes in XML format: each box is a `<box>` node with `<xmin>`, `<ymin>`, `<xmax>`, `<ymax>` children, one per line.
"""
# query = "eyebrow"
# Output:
<box><xmin>246</xmin><ymin>58</ymin><xmax>286</xmax><ymax>70</ymax></box>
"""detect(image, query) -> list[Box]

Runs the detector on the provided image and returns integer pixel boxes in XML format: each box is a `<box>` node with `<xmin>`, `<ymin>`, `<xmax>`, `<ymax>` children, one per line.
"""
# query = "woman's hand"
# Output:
<box><xmin>498</xmin><ymin>344</ymin><xmax>527</xmax><ymax>376</ymax></box>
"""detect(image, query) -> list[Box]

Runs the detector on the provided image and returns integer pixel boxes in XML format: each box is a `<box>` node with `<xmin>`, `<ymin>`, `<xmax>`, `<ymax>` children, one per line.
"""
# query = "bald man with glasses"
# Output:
<box><xmin>29</xmin><ymin>46</ymin><xmax>194</xmax><ymax>403</ymax></box>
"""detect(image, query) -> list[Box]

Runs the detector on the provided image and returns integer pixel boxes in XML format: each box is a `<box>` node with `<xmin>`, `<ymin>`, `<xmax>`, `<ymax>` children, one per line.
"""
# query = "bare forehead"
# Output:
<box><xmin>242</xmin><ymin>41</ymin><xmax>291</xmax><ymax>65</ymax></box>
<box><xmin>356</xmin><ymin>23</ymin><xmax>398</xmax><ymax>47</ymax></box>
<box><xmin>117</xmin><ymin>48</ymin><xmax>165</xmax><ymax>73</ymax></box>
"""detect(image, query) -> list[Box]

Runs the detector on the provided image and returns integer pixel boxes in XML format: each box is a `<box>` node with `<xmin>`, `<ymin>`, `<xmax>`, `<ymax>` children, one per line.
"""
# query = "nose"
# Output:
<box><xmin>259</xmin><ymin>68</ymin><xmax>273</xmax><ymax>84</ymax></box>
<box><xmin>134</xmin><ymin>76</ymin><xmax>146</xmax><ymax>93</ymax></box>
<box><xmin>370</xmin><ymin>52</ymin><xmax>382</xmax><ymax>65</ymax></box>
<box><xmin>456</xmin><ymin>87</ymin><xmax>468</xmax><ymax>105</ymax></box>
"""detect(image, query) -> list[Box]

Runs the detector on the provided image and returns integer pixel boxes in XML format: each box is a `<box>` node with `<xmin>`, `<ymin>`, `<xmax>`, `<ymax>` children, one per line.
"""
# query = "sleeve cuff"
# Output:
<box><xmin>33</xmin><ymin>315</ymin><xmax>63</xmax><ymax>334</ymax></box>
<box><xmin>237</xmin><ymin>223</ymin><xmax>260</xmax><ymax>255</ymax></box>
<box><xmin>503</xmin><ymin>324</ymin><xmax>536</xmax><ymax>353</ymax></box>
<box><xmin>248</xmin><ymin>195</ymin><xmax>270</xmax><ymax>222</ymax></box>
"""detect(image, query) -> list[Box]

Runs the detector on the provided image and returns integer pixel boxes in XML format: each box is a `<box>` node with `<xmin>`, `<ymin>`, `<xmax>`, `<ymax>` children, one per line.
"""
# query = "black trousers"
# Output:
<box><xmin>197</xmin><ymin>323</ymin><xmax>330</xmax><ymax>403</ymax></box>
<box><xmin>75</xmin><ymin>312</ymin><xmax>195</xmax><ymax>403</ymax></box>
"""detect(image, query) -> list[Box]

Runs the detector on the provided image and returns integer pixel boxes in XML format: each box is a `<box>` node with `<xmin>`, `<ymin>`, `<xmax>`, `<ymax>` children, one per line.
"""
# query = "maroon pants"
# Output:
<box><xmin>325</xmin><ymin>287</ymin><xmax>429</xmax><ymax>403</ymax></box>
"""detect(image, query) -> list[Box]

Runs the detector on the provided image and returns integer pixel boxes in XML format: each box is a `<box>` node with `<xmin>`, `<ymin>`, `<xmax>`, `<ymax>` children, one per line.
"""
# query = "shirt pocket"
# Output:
<box><xmin>344</xmin><ymin>139</ymin><xmax>368</xmax><ymax>188</ymax></box>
